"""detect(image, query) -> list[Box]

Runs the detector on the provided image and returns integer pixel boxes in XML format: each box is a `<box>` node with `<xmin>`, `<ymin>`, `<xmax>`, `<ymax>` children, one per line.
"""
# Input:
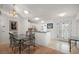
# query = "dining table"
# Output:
<box><xmin>69</xmin><ymin>37</ymin><xmax>79</xmax><ymax>53</ymax></box>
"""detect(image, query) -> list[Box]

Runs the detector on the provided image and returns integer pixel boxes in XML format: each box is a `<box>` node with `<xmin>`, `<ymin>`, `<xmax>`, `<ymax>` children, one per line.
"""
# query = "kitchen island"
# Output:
<box><xmin>35</xmin><ymin>31</ymin><xmax>51</xmax><ymax>47</ymax></box>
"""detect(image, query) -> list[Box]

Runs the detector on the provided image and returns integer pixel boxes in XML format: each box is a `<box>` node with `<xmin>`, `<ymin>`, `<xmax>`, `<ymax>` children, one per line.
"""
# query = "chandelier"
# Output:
<box><xmin>9</xmin><ymin>4</ymin><xmax>17</xmax><ymax>17</ymax></box>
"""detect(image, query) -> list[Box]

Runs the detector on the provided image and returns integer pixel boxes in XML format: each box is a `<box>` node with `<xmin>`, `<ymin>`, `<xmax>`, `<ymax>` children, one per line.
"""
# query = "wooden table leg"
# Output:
<box><xmin>69</xmin><ymin>39</ymin><xmax>71</xmax><ymax>53</ymax></box>
<box><xmin>19</xmin><ymin>40</ymin><xmax>21</xmax><ymax>54</ymax></box>
<box><xmin>75</xmin><ymin>40</ymin><xmax>77</xmax><ymax>47</ymax></box>
<box><xmin>27</xmin><ymin>45</ymin><xmax>30</xmax><ymax>54</ymax></box>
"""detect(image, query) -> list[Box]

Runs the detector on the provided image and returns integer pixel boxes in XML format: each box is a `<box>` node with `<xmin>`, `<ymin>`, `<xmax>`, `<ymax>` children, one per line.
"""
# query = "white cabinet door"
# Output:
<box><xmin>0</xmin><ymin>22</ymin><xmax>1</xmax><ymax>42</ymax></box>
<box><xmin>0</xmin><ymin>19</ymin><xmax>9</xmax><ymax>44</ymax></box>
<box><xmin>35</xmin><ymin>32</ymin><xmax>51</xmax><ymax>46</ymax></box>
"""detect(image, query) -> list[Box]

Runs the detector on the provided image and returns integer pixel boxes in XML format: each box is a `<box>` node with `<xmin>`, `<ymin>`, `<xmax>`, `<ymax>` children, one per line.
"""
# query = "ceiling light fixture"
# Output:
<box><xmin>41</xmin><ymin>20</ymin><xmax>44</xmax><ymax>23</ymax></box>
<box><xmin>24</xmin><ymin>10</ymin><xmax>29</xmax><ymax>14</ymax></box>
<box><xmin>59</xmin><ymin>12</ymin><xmax>66</xmax><ymax>17</ymax></box>
<box><xmin>34</xmin><ymin>17</ymin><xmax>40</xmax><ymax>20</ymax></box>
<box><xmin>9</xmin><ymin>4</ymin><xmax>17</xmax><ymax>17</ymax></box>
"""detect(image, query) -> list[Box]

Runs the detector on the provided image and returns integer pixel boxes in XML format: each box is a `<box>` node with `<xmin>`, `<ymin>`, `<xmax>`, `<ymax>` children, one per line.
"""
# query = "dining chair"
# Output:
<box><xmin>9</xmin><ymin>33</ymin><xmax>19</xmax><ymax>53</ymax></box>
<box><xmin>22</xmin><ymin>31</ymin><xmax>36</xmax><ymax>53</ymax></box>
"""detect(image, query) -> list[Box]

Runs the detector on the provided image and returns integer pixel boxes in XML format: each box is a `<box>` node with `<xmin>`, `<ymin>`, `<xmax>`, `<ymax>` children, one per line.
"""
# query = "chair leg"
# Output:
<box><xmin>75</xmin><ymin>40</ymin><xmax>77</xmax><ymax>48</ymax></box>
<box><xmin>33</xmin><ymin>42</ymin><xmax>36</xmax><ymax>48</ymax></box>
<box><xmin>11</xmin><ymin>47</ymin><xmax>16</xmax><ymax>53</ymax></box>
<box><xmin>14</xmin><ymin>47</ymin><xmax>19</xmax><ymax>54</ymax></box>
<box><xmin>27</xmin><ymin>45</ymin><xmax>31</xmax><ymax>54</ymax></box>
<box><xmin>12</xmin><ymin>47</ymin><xmax>14</xmax><ymax>52</ymax></box>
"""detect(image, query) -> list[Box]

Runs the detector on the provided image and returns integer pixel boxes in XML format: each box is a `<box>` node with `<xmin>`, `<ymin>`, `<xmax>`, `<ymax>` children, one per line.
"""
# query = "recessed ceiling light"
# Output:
<box><xmin>24</xmin><ymin>10</ymin><xmax>29</xmax><ymax>14</ymax></box>
<box><xmin>34</xmin><ymin>17</ymin><xmax>40</xmax><ymax>20</ymax></box>
<box><xmin>41</xmin><ymin>20</ymin><xmax>44</xmax><ymax>23</ymax></box>
<box><xmin>59</xmin><ymin>12</ymin><xmax>66</xmax><ymax>17</ymax></box>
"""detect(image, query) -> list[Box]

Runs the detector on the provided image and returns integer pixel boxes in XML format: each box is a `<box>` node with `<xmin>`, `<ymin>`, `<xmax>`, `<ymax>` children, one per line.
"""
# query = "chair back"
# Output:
<box><xmin>9</xmin><ymin>33</ymin><xmax>19</xmax><ymax>47</ymax></box>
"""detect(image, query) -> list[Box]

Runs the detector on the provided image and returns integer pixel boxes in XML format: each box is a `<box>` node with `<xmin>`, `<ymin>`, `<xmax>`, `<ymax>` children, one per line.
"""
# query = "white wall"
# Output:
<box><xmin>74</xmin><ymin>13</ymin><xmax>79</xmax><ymax>38</ymax></box>
<box><xmin>0</xmin><ymin>13</ymin><xmax>28</xmax><ymax>44</ymax></box>
<box><xmin>45</xmin><ymin>20</ymin><xmax>58</xmax><ymax>40</ymax></box>
<box><xmin>17</xmin><ymin>18</ymin><xmax>28</xmax><ymax>34</ymax></box>
<box><xmin>9</xmin><ymin>17</ymin><xmax>28</xmax><ymax>34</ymax></box>
<box><xmin>76</xmin><ymin>20</ymin><xmax>79</xmax><ymax>37</ymax></box>
<box><xmin>35</xmin><ymin>23</ymin><xmax>44</xmax><ymax>31</ymax></box>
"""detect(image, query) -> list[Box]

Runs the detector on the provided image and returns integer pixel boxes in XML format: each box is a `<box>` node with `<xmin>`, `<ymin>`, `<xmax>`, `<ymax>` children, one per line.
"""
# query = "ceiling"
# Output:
<box><xmin>0</xmin><ymin>4</ymin><xmax>79</xmax><ymax>23</ymax></box>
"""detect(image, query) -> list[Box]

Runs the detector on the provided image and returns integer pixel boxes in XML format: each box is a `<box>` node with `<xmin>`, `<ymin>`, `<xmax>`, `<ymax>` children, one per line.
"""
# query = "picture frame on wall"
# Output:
<box><xmin>47</xmin><ymin>23</ymin><xmax>53</xmax><ymax>29</ymax></box>
<box><xmin>9</xmin><ymin>21</ymin><xmax>18</xmax><ymax>31</ymax></box>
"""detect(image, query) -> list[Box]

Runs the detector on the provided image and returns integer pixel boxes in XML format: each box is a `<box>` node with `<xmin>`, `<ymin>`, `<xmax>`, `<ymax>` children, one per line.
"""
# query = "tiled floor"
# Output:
<box><xmin>48</xmin><ymin>39</ymin><xmax>79</xmax><ymax>54</ymax></box>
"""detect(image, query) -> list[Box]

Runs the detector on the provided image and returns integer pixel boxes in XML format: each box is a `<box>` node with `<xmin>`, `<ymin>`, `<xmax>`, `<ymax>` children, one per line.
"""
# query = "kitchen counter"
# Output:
<box><xmin>35</xmin><ymin>31</ymin><xmax>51</xmax><ymax>46</ymax></box>
<box><xmin>35</xmin><ymin>31</ymin><xmax>49</xmax><ymax>33</ymax></box>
